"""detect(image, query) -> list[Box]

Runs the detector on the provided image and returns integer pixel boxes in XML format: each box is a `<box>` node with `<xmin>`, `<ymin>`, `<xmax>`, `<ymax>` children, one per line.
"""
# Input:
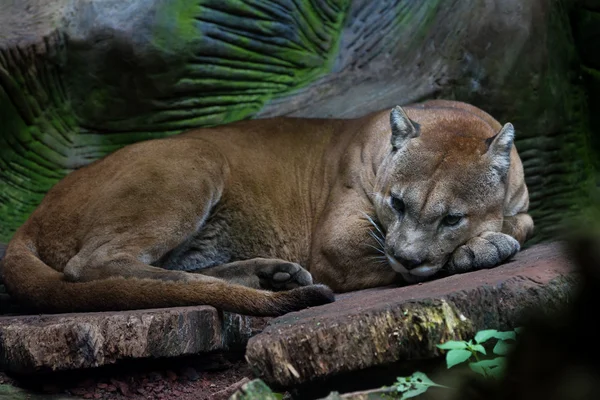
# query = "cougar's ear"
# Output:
<box><xmin>485</xmin><ymin>123</ymin><xmax>515</xmax><ymax>178</ymax></box>
<box><xmin>390</xmin><ymin>106</ymin><xmax>419</xmax><ymax>150</ymax></box>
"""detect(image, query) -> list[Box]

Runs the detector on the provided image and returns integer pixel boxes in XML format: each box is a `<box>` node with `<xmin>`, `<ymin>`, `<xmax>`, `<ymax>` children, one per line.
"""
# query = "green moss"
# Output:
<box><xmin>396</xmin><ymin>0</ymin><xmax>442</xmax><ymax>49</ymax></box>
<box><xmin>138</xmin><ymin>0</ymin><xmax>352</xmax><ymax>128</ymax></box>
<box><xmin>154</xmin><ymin>0</ymin><xmax>201</xmax><ymax>49</ymax></box>
<box><xmin>0</xmin><ymin>67</ymin><xmax>77</xmax><ymax>242</ymax></box>
<box><xmin>0</xmin><ymin>1</ymin><xmax>352</xmax><ymax>241</ymax></box>
<box><xmin>396</xmin><ymin>301</ymin><xmax>474</xmax><ymax>355</ymax></box>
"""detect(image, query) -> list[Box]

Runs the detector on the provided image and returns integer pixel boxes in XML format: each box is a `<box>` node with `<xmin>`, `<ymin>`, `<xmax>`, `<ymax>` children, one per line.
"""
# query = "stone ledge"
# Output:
<box><xmin>0</xmin><ymin>307</ymin><xmax>268</xmax><ymax>374</ymax></box>
<box><xmin>245</xmin><ymin>242</ymin><xmax>577</xmax><ymax>388</ymax></box>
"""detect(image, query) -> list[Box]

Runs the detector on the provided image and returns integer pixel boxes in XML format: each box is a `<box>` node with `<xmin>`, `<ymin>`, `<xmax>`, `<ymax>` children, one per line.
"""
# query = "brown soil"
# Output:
<box><xmin>0</xmin><ymin>352</ymin><xmax>252</xmax><ymax>400</ymax></box>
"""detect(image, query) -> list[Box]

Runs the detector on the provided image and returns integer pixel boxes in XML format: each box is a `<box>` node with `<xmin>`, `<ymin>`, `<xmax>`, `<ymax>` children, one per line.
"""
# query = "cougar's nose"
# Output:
<box><xmin>395</xmin><ymin>254</ymin><xmax>424</xmax><ymax>270</ymax></box>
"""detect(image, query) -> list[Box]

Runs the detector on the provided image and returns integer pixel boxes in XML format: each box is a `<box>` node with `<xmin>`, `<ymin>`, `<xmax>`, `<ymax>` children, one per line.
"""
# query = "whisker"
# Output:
<box><xmin>366</xmin><ymin>254</ymin><xmax>388</xmax><ymax>260</ymax></box>
<box><xmin>371</xmin><ymin>258</ymin><xmax>389</xmax><ymax>264</ymax></box>
<box><xmin>365</xmin><ymin>243</ymin><xmax>385</xmax><ymax>254</ymax></box>
<box><xmin>371</xmin><ymin>260</ymin><xmax>390</xmax><ymax>267</ymax></box>
<box><xmin>368</xmin><ymin>228</ymin><xmax>384</xmax><ymax>241</ymax></box>
<box><xmin>368</xmin><ymin>230</ymin><xmax>385</xmax><ymax>248</ymax></box>
<box><xmin>360</xmin><ymin>211</ymin><xmax>386</xmax><ymax>238</ymax></box>
<box><xmin>367</xmin><ymin>226</ymin><xmax>384</xmax><ymax>240</ymax></box>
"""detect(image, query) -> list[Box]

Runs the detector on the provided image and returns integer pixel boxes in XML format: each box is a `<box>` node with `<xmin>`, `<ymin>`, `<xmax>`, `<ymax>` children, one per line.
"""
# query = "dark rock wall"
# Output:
<box><xmin>573</xmin><ymin>1</ymin><xmax>600</xmax><ymax>167</ymax></box>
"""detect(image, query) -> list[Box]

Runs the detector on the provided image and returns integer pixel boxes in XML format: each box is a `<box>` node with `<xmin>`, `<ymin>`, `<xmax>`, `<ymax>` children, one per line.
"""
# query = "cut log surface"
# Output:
<box><xmin>0</xmin><ymin>242</ymin><xmax>577</xmax><ymax>377</ymax></box>
<box><xmin>245</xmin><ymin>242</ymin><xmax>576</xmax><ymax>388</ymax></box>
<box><xmin>0</xmin><ymin>307</ymin><xmax>268</xmax><ymax>373</ymax></box>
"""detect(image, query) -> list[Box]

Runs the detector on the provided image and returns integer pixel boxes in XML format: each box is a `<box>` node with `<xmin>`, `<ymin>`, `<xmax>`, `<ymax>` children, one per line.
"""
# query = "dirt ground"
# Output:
<box><xmin>0</xmin><ymin>352</ymin><xmax>253</xmax><ymax>400</ymax></box>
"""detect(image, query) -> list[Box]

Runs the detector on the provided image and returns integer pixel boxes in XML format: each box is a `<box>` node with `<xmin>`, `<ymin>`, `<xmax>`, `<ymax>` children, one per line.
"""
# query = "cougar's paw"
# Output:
<box><xmin>447</xmin><ymin>232</ymin><xmax>520</xmax><ymax>275</ymax></box>
<box><xmin>257</xmin><ymin>261</ymin><xmax>314</xmax><ymax>291</ymax></box>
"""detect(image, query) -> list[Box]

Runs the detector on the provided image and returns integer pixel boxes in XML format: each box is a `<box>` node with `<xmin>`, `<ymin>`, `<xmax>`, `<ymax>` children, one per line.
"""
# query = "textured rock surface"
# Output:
<box><xmin>0</xmin><ymin>0</ymin><xmax>347</xmax><ymax>241</ymax></box>
<box><xmin>245</xmin><ymin>242</ymin><xmax>576</xmax><ymax>388</ymax></box>
<box><xmin>0</xmin><ymin>0</ymin><xmax>596</xmax><ymax>242</ymax></box>
<box><xmin>0</xmin><ymin>307</ymin><xmax>268</xmax><ymax>373</ymax></box>
<box><xmin>573</xmin><ymin>1</ymin><xmax>600</xmax><ymax>167</ymax></box>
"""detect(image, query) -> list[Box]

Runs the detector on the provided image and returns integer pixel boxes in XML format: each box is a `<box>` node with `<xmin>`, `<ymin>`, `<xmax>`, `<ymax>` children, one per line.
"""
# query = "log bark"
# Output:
<box><xmin>246</xmin><ymin>243</ymin><xmax>576</xmax><ymax>388</ymax></box>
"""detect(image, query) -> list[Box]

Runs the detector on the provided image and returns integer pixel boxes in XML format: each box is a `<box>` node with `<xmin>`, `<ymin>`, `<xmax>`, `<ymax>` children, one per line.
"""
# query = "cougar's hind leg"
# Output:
<box><xmin>197</xmin><ymin>258</ymin><xmax>314</xmax><ymax>290</ymax></box>
<box><xmin>64</xmin><ymin>248</ymin><xmax>223</xmax><ymax>284</ymax></box>
<box><xmin>63</xmin><ymin>141</ymin><xmax>229</xmax><ymax>284</ymax></box>
<box><xmin>63</xmin><ymin>198</ymin><xmax>224</xmax><ymax>284</ymax></box>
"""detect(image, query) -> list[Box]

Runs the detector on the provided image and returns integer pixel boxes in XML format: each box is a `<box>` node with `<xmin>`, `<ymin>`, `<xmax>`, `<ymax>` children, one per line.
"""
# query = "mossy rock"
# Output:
<box><xmin>0</xmin><ymin>0</ymin><xmax>597</xmax><ymax>242</ymax></box>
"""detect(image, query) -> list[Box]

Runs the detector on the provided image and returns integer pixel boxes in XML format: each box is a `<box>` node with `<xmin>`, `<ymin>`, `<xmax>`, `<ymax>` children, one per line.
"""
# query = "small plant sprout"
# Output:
<box><xmin>436</xmin><ymin>328</ymin><xmax>522</xmax><ymax>379</ymax></box>
<box><xmin>387</xmin><ymin>328</ymin><xmax>523</xmax><ymax>399</ymax></box>
<box><xmin>391</xmin><ymin>372</ymin><xmax>448</xmax><ymax>399</ymax></box>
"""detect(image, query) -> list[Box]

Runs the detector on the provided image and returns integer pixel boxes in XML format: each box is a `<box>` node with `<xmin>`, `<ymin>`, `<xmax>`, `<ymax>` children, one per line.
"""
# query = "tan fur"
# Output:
<box><xmin>1</xmin><ymin>100</ymin><xmax>533</xmax><ymax>314</ymax></box>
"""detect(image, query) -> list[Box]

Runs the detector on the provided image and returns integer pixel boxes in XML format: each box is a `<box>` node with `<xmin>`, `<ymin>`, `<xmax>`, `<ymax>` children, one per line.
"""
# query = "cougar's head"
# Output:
<box><xmin>371</xmin><ymin>105</ymin><xmax>515</xmax><ymax>282</ymax></box>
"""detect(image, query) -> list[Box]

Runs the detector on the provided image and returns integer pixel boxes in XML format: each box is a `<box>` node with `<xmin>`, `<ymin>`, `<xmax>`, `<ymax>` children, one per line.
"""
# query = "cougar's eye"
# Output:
<box><xmin>442</xmin><ymin>214</ymin><xmax>463</xmax><ymax>227</ymax></box>
<box><xmin>391</xmin><ymin>196</ymin><xmax>405</xmax><ymax>214</ymax></box>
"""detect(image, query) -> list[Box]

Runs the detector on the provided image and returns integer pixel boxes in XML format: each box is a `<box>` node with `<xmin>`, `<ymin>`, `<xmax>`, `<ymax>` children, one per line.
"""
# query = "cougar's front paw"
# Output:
<box><xmin>257</xmin><ymin>261</ymin><xmax>314</xmax><ymax>291</ymax></box>
<box><xmin>447</xmin><ymin>232</ymin><xmax>520</xmax><ymax>275</ymax></box>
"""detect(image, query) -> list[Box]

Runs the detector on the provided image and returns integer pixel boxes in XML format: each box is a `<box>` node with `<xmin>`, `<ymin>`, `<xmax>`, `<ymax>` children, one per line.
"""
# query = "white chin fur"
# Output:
<box><xmin>386</xmin><ymin>253</ymin><xmax>440</xmax><ymax>281</ymax></box>
<box><xmin>386</xmin><ymin>254</ymin><xmax>409</xmax><ymax>274</ymax></box>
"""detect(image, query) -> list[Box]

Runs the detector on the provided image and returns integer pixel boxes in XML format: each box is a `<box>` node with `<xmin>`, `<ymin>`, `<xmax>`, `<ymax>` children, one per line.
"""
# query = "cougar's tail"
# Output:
<box><xmin>1</xmin><ymin>235</ymin><xmax>334</xmax><ymax>316</ymax></box>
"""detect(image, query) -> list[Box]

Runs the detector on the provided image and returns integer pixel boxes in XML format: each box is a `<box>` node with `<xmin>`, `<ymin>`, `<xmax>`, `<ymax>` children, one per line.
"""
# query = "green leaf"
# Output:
<box><xmin>468</xmin><ymin>344</ymin><xmax>487</xmax><ymax>355</ymax></box>
<box><xmin>494</xmin><ymin>331</ymin><xmax>517</xmax><ymax>341</ymax></box>
<box><xmin>446</xmin><ymin>349</ymin><xmax>473</xmax><ymax>369</ymax></box>
<box><xmin>514</xmin><ymin>327</ymin><xmax>524</xmax><ymax>334</ymax></box>
<box><xmin>436</xmin><ymin>340</ymin><xmax>469</xmax><ymax>350</ymax></box>
<box><xmin>474</xmin><ymin>329</ymin><xmax>499</xmax><ymax>343</ymax></box>
<box><xmin>493</xmin><ymin>340</ymin><xmax>515</xmax><ymax>356</ymax></box>
<box><xmin>399</xmin><ymin>386</ymin><xmax>430</xmax><ymax>399</ymax></box>
<box><xmin>393</xmin><ymin>372</ymin><xmax>447</xmax><ymax>399</ymax></box>
<box><xmin>474</xmin><ymin>329</ymin><xmax>516</xmax><ymax>343</ymax></box>
<box><xmin>469</xmin><ymin>357</ymin><xmax>507</xmax><ymax>378</ymax></box>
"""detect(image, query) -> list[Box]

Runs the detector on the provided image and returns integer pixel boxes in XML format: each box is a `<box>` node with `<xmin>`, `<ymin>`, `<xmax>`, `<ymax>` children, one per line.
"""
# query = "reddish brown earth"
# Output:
<box><xmin>0</xmin><ymin>353</ymin><xmax>252</xmax><ymax>400</ymax></box>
